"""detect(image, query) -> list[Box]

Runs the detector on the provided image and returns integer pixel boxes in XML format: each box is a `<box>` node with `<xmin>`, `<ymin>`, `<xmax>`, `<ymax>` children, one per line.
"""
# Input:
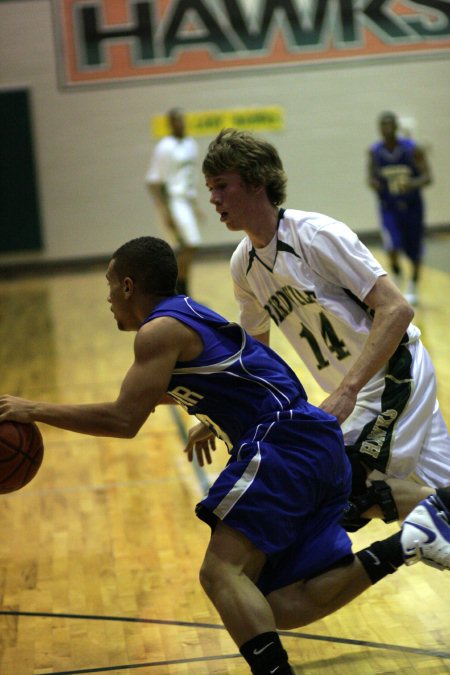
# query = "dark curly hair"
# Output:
<box><xmin>112</xmin><ymin>237</ymin><xmax>177</xmax><ymax>296</ymax></box>
<box><xmin>202</xmin><ymin>128</ymin><xmax>287</xmax><ymax>206</ymax></box>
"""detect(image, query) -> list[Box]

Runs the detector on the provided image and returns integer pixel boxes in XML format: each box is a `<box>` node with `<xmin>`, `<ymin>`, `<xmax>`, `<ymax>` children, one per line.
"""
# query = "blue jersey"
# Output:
<box><xmin>370</xmin><ymin>137</ymin><xmax>423</xmax><ymax>209</ymax></box>
<box><xmin>144</xmin><ymin>295</ymin><xmax>308</xmax><ymax>452</ymax></box>
<box><xmin>145</xmin><ymin>296</ymin><xmax>353</xmax><ymax>592</ymax></box>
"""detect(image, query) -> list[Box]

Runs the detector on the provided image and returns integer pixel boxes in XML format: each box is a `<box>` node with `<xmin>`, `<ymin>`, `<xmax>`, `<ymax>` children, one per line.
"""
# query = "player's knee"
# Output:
<box><xmin>198</xmin><ymin>560</ymin><xmax>216</xmax><ymax>597</ymax></box>
<box><xmin>199</xmin><ymin>554</ymin><xmax>233</xmax><ymax>598</ymax></box>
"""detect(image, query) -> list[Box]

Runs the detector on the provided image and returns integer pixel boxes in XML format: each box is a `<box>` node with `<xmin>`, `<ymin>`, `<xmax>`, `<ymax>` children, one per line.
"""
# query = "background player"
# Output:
<box><xmin>367</xmin><ymin>111</ymin><xmax>432</xmax><ymax>305</ymax></box>
<box><xmin>1</xmin><ymin>236</ymin><xmax>449</xmax><ymax>675</ymax></box>
<box><xmin>146</xmin><ymin>108</ymin><xmax>202</xmax><ymax>296</ymax></box>
<box><xmin>201</xmin><ymin>128</ymin><xmax>450</xmax><ymax>534</ymax></box>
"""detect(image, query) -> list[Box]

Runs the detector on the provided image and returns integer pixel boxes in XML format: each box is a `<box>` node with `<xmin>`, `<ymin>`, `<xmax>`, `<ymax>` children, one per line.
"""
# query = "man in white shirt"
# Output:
<box><xmin>146</xmin><ymin>108</ymin><xmax>202</xmax><ymax>296</ymax></box>
<box><xmin>199</xmin><ymin>128</ymin><xmax>450</xmax><ymax>533</ymax></box>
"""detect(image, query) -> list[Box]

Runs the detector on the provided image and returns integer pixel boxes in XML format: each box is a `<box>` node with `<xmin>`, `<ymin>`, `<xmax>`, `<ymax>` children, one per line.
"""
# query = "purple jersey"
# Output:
<box><xmin>144</xmin><ymin>295</ymin><xmax>352</xmax><ymax>594</ymax></box>
<box><xmin>144</xmin><ymin>295</ymin><xmax>310</xmax><ymax>452</ymax></box>
<box><xmin>371</xmin><ymin>137</ymin><xmax>423</xmax><ymax>209</ymax></box>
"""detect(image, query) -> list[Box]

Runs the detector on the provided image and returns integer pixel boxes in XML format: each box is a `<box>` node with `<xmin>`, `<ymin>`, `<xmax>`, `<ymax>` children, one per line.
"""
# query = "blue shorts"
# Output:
<box><xmin>380</xmin><ymin>198</ymin><xmax>424</xmax><ymax>262</ymax></box>
<box><xmin>196</xmin><ymin>408</ymin><xmax>352</xmax><ymax>595</ymax></box>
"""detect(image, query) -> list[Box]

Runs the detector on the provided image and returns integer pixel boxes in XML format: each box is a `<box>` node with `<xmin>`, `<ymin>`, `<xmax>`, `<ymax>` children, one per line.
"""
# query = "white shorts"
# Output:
<box><xmin>342</xmin><ymin>339</ymin><xmax>450</xmax><ymax>487</ymax></box>
<box><xmin>168</xmin><ymin>196</ymin><xmax>202</xmax><ymax>247</ymax></box>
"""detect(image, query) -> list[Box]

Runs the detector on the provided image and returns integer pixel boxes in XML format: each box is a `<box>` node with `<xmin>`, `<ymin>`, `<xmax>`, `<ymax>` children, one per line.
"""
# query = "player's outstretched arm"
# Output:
<box><xmin>0</xmin><ymin>394</ymin><xmax>144</xmax><ymax>438</ymax></box>
<box><xmin>0</xmin><ymin>318</ymin><xmax>185</xmax><ymax>438</ymax></box>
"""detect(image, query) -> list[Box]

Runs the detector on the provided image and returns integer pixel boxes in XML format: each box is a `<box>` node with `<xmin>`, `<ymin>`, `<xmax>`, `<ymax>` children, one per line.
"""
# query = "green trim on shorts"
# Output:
<box><xmin>347</xmin><ymin>343</ymin><xmax>413</xmax><ymax>473</ymax></box>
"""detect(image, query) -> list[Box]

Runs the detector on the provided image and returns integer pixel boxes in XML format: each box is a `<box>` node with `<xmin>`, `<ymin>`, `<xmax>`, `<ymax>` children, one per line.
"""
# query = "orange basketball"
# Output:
<box><xmin>0</xmin><ymin>421</ymin><xmax>44</xmax><ymax>493</ymax></box>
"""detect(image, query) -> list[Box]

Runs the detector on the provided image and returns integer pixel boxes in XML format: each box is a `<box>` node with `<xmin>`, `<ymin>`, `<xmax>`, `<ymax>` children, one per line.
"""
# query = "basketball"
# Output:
<box><xmin>0</xmin><ymin>421</ymin><xmax>44</xmax><ymax>494</ymax></box>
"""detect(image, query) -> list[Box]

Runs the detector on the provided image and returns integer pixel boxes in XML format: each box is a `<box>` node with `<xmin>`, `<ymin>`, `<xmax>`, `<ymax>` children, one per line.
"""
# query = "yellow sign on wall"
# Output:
<box><xmin>151</xmin><ymin>107</ymin><xmax>284</xmax><ymax>139</ymax></box>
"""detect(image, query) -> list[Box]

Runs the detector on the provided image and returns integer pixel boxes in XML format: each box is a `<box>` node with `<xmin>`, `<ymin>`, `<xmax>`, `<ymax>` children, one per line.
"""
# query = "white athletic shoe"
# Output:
<box><xmin>401</xmin><ymin>496</ymin><xmax>450</xmax><ymax>570</ymax></box>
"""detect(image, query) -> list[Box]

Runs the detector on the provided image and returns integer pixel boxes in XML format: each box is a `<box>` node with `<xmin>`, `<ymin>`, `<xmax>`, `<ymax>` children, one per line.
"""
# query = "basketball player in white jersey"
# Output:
<box><xmin>146</xmin><ymin>108</ymin><xmax>202</xmax><ymax>296</ymax></box>
<box><xmin>200</xmin><ymin>128</ymin><xmax>450</xmax><ymax>533</ymax></box>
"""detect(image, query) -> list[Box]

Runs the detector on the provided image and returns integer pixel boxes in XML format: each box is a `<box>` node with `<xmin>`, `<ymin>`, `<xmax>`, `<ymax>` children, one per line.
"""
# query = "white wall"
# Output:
<box><xmin>1</xmin><ymin>0</ymin><xmax>449</xmax><ymax>264</ymax></box>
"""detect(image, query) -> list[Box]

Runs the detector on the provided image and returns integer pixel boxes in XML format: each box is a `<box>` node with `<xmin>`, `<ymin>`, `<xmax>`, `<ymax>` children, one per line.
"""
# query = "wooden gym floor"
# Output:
<box><xmin>0</xmin><ymin>236</ymin><xmax>449</xmax><ymax>674</ymax></box>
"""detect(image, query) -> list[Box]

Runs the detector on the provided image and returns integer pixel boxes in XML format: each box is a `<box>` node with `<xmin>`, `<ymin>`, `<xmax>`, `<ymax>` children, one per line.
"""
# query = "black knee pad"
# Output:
<box><xmin>341</xmin><ymin>501</ymin><xmax>371</xmax><ymax>533</ymax></box>
<box><xmin>342</xmin><ymin>478</ymin><xmax>399</xmax><ymax>532</ymax></box>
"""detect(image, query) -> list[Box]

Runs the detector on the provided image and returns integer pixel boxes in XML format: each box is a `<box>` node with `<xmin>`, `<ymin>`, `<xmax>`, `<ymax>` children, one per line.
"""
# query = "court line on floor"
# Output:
<box><xmin>37</xmin><ymin>653</ymin><xmax>241</xmax><ymax>674</ymax></box>
<box><xmin>165</xmin><ymin>406</ymin><xmax>450</xmax><ymax>666</ymax></box>
<box><xmin>2</xmin><ymin>610</ymin><xmax>449</xmax><ymax>662</ymax></box>
<box><xmin>5</xmin><ymin>404</ymin><xmax>447</xmax><ymax>672</ymax></box>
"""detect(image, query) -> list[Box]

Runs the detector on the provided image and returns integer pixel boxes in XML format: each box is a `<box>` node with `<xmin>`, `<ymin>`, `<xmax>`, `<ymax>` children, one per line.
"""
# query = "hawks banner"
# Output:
<box><xmin>53</xmin><ymin>0</ymin><xmax>450</xmax><ymax>87</ymax></box>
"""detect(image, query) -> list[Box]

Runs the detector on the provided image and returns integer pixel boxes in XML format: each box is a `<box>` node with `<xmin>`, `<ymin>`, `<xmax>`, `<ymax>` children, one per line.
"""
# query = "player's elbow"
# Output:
<box><xmin>397</xmin><ymin>298</ymin><xmax>415</xmax><ymax>325</ymax></box>
<box><xmin>111</xmin><ymin>400</ymin><xmax>149</xmax><ymax>438</ymax></box>
<box><xmin>113</xmin><ymin>414</ymin><xmax>143</xmax><ymax>439</ymax></box>
<box><xmin>122</xmin><ymin>425</ymin><xmax>140</xmax><ymax>439</ymax></box>
<box><xmin>121</xmin><ymin>417</ymin><xmax>145</xmax><ymax>438</ymax></box>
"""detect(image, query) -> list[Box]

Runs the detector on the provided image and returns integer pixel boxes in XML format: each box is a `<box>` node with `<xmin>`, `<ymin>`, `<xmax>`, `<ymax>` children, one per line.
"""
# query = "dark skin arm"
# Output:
<box><xmin>0</xmin><ymin>317</ymin><xmax>203</xmax><ymax>438</ymax></box>
<box><xmin>406</xmin><ymin>145</ymin><xmax>432</xmax><ymax>191</ymax></box>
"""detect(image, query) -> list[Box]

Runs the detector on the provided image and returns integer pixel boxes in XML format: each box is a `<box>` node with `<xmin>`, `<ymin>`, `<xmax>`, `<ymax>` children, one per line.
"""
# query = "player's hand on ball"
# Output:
<box><xmin>0</xmin><ymin>395</ymin><xmax>35</xmax><ymax>424</ymax></box>
<box><xmin>0</xmin><ymin>419</ymin><xmax>44</xmax><ymax>493</ymax></box>
<box><xmin>184</xmin><ymin>422</ymin><xmax>216</xmax><ymax>466</ymax></box>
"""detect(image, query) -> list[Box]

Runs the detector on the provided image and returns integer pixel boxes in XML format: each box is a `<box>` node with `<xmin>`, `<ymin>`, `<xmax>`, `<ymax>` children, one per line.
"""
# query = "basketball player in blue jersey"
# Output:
<box><xmin>368</xmin><ymin>111</ymin><xmax>432</xmax><ymax>305</ymax></box>
<box><xmin>1</xmin><ymin>236</ymin><xmax>449</xmax><ymax>675</ymax></box>
<box><xmin>201</xmin><ymin>128</ymin><xmax>450</xmax><ymax>541</ymax></box>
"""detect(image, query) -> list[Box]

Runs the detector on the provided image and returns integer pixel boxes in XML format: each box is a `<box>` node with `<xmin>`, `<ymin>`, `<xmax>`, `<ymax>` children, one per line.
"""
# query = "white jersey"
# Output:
<box><xmin>231</xmin><ymin>208</ymin><xmax>420</xmax><ymax>393</ymax></box>
<box><xmin>146</xmin><ymin>135</ymin><xmax>198</xmax><ymax>199</ymax></box>
<box><xmin>231</xmin><ymin>209</ymin><xmax>450</xmax><ymax>484</ymax></box>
